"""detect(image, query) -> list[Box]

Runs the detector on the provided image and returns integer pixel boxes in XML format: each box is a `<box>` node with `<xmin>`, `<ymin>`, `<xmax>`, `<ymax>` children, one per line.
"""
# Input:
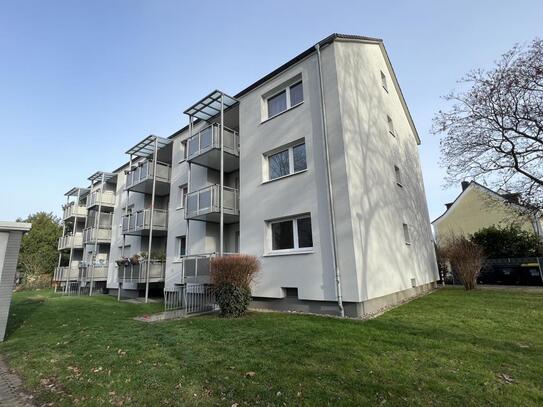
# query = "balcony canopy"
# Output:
<box><xmin>184</xmin><ymin>90</ymin><xmax>238</xmax><ymax>121</ymax></box>
<box><xmin>64</xmin><ymin>187</ymin><xmax>90</xmax><ymax>197</ymax></box>
<box><xmin>125</xmin><ymin>135</ymin><xmax>172</xmax><ymax>159</ymax></box>
<box><xmin>88</xmin><ymin>171</ymin><xmax>117</xmax><ymax>184</ymax></box>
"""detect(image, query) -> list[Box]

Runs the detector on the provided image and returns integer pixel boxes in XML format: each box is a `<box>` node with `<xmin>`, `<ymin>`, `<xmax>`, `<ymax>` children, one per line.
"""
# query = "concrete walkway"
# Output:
<box><xmin>0</xmin><ymin>357</ymin><xmax>35</xmax><ymax>407</ymax></box>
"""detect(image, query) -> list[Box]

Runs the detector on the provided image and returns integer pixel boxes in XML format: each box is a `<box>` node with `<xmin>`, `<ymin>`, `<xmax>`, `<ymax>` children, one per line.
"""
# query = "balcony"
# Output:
<box><xmin>122</xmin><ymin>208</ymin><xmax>168</xmax><ymax>236</ymax></box>
<box><xmin>62</xmin><ymin>203</ymin><xmax>87</xmax><ymax>220</ymax></box>
<box><xmin>79</xmin><ymin>265</ymin><xmax>108</xmax><ymax>282</ymax></box>
<box><xmin>185</xmin><ymin>185</ymin><xmax>239</xmax><ymax>223</ymax></box>
<box><xmin>86</xmin><ymin>190</ymin><xmax>116</xmax><ymax>209</ymax></box>
<box><xmin>58</xmin><ymin>233</ymin><xmax>84</xmax><ymax>250</ymax></box>
<box><xmin>83</xmin><ymin>227</ymin><xmax>112</xmax><ymax>244</ymax></box>
<box><xmin>186</xmin><ymin>124</ymin><xmax>239</xmax><ymax>172</ymax></box>
<box><xmin>125</xmin><ymin>159</ymin><xmax>171</xmax><ymax>196</ymax></box>
<box><xmin>118</xmin><ymin>261</ymin><xmax>165</xmax><ymax>283</ymax></box>
<box><xmin>53</xmin><ymin>265</ymin><xmax>80</xmax><ymax>282</ymax></box>
<box><xmin>172</xmin><ymin>254</ymin><xmax>212</xmax><ymax>285</ymax></box>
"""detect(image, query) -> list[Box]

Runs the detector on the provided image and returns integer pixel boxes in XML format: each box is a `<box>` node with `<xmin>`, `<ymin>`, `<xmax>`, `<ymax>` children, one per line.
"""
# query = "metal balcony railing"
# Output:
<box><xmin>125</xmin><ymin>159</ymin><xmax>171</xmax><ymax>190</ymax></box>
<box><xmin>121</xmin><ymin>209</ymin><xmax>168</xmax><ymax>234</ymax></box>
<box><xmin>185</xmin><ymin>185</ymin><xmax>239</xmax><ymax>220</ymax></box>
<box><xmin>62</xmin><ymin>203</ymin><xmax>87</xmax><ymax>220</ymax></box>
<box><xmin>117</xmin><ymin>261</ymin><xmax>165</xmax><ymax>283</ymax></box>
<box><xmin>86</xmin><ymin>190</ymin><xmax>116</xmax><ymax>208</ymax></box>
<box><xmin>187</xmin><ymin>123</ymin><xmax>239</xmax><ymax>161</ymax></box>
<box><xmin>58</xmin><ymin>233</ymin><xmax>84</xmax><ymax>250</ymax></box>
<box><xmin>53</xmin><ymin>265</ymin><xmax>80</xmax><ymax>282</ymax></box>
<box><xmin>83</xmin><ymin>227</ymin><xmax>112</xmax><ymax>244</ymax></box>
<box><xmin>80</xmin><ymin>265</ymin><xmax>109</xmax><ymax>281</ymax></box>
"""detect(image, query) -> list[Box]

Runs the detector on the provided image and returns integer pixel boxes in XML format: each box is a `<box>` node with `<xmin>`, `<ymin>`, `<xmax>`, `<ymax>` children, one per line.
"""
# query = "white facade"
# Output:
<box><xmin>54</xmin><ymin>34</ymin><xmax>438</xmax><ymax>316</ymax></box>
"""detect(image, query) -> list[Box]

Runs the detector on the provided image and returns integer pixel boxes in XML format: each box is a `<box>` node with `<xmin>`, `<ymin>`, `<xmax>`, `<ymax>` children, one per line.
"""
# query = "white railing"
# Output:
<box><xmin>122</xmin><ymin>209</ymin><xmax>168</xmax><ymax>234</ymax></box>
<box><xmin>125</xmin><ymin>159</ymin><xmax>171</xmax><ymax>189</ymax></box>
<box><xmin>185</xmin><ymin>185</ymin><xmax>239</xmax><ymax>219</ymax></box>
<box><xmin>164</xmin><ymin>284</ymin><xmax>216</xmax><ymax>313</ymax></box>
<box><xmin>187</xmin><ymin>124</ymin><xmax>239</xmax><ymax>160</ymax></box>
<box><xmin>86</xmin><ymin>190</ymin><xmax>116</xmax><ymax>208</ymax></box>
<box><xmin>83</xmin><ymin>227</ymin><xmax>112</xmax><ymax>244</ymax></box>
<box><xmin>53</xmin><ymin>265</ymin><xmax>80</xmax><ymax>282</ymax></box>
<box><xmin>118</xmin><ymin>261</ymin><xmax>165</xmax><ymax>283</ymax></box>
<box><xmin>62</xmin><ymin>203</ymin><xmax>87</xmax><ymax>219</ymax></box>
<box><xmin>58</xmin><ymin>233</ymin><xmax>84</xmax><ymax>250</ymax></box>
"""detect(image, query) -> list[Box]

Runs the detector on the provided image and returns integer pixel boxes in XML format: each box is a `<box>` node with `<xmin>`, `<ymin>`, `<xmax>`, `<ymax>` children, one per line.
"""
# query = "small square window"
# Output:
<box><xmin>387</xmin><ymin>115</ymin><xmax>395</xmax><ymax>137</ymax></box>
<box><xmin>381</xmin><ymin>71</ymin><xmax>388</xmax><ymax>92</ymax></box>
<box><xmin>403</xmin><ymin>223</ymin><xmax>411</xmax><ymax>245</ymax></box>
<box><xmin>265</xmin><ymin>79</ymin><xmax>304</xmax><ymax>120</ymax></box>
<box><xmin>265</xmin><ymin>142</ymin><xmax>307</xmax><ymax>182</ymax></box>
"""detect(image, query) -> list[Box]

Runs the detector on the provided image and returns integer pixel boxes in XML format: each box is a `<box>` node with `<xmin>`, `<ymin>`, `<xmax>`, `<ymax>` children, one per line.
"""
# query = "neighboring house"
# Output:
<box><xmin>432</xmin><ymin>181</ymin><xmax>543</xmax><ymax>242</ymax></box>
<box><xmin>53</xmin><ymin>33</ymin><xmax>439</xmax><ymax>317</ymax></box>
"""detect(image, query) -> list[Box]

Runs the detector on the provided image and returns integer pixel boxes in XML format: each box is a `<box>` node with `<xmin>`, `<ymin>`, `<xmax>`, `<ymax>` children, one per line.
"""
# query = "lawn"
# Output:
<box><xmin>0</xmin><ymin>288</ymin><xmax>542</xmax><ymax>406</ymax></box>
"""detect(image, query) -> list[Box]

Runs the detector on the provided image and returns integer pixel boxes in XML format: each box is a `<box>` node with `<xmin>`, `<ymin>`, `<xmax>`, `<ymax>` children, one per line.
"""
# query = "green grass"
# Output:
<box><xmin>1</xmin><ymin>288</ymin><xmax>542</xmax><ymax>406</ymax></box>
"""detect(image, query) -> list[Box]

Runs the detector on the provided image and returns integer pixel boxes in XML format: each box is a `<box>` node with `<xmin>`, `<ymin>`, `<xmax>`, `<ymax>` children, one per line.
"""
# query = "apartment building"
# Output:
<box><xmin>54</xmin><ymin>33</ymin><xmax>439</xmax><ymax>317</ymax></box>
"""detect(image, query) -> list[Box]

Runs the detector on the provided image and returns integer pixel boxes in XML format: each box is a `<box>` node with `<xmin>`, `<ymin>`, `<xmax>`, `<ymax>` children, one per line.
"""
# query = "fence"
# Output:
<box><xmin>164</xmin><ymin>284</ymin><xmax>216</xmax><ymax>314</ymax></box>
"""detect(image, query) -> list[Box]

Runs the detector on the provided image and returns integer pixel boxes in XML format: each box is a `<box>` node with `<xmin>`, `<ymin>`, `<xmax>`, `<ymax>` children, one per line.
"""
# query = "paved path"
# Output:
<box><xmin>0</xmin><ymin>356</ymin><xmax>35</xmax><ymax>407</ymax></box>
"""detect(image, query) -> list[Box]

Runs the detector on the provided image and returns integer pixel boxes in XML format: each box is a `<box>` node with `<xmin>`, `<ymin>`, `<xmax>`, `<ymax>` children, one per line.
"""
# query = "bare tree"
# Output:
<box><xmin>433</xmin><ymin>39</ymin><xmax>543</xmax><ymax>209</ymax></box>
<box><xmin>440</xmin><ymin>235</ymin><xmax>485</xmax><ymax>290</ymax></box>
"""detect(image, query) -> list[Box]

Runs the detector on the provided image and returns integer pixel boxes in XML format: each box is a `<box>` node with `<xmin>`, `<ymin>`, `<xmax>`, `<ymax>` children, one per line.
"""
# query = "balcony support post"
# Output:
<box><xmin>145</xmin><ymin>136</ymin><xmax>159</xmax><ymax>303</ymax></box>
<box><xmin>119</xmin><ymin>154</ymin><xmax>132</xmax><ymax>301</ymax></box>
<box><xmin>187</xmin><ymin>116</ymin><xmax>193</xmax><ymax>257</ymax></box>
<box><xmin>220</xmin><ymin>94</ymin><xmax>224</xmax><ymax>256</ymax></box>
<box><xmin>90</xmin><ymin>172</ymin><xmax>105</xmax><ymax>296</ymax></box>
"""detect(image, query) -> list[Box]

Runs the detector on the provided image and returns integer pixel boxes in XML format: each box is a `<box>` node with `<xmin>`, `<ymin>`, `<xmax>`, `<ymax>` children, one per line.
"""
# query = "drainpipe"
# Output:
<box><xmin>315</xmin><ymin>43</ymin><xmax>344</xmax><ymax>317</ymax></box>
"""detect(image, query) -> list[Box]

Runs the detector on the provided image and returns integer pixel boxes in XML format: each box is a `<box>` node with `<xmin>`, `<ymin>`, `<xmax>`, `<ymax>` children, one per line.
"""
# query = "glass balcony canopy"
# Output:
<box><xmin>184</xmin><ymin>90</ymin><xmax>238</xmax><ymax>121</ymax></box>
<box><xmin>126</xmin><ymin>135</ymin><xmax>171</xmax><ymax>158</ymax></box>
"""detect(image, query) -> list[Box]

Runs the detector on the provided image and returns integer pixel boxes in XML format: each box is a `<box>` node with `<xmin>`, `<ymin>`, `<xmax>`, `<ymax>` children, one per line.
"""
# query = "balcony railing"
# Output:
<box><xmin>121</xmin><ymin>209</ymin><xmax>168</xmax><ymax>234</ymax></box>
<box><xmin>58</xmin><ymin>233</ymin><xmax>84</xmax><ymax>250</ymax></box>
<box><xmin>83</xmin><ymin>227</ymin><xmax>112</xmax><ymax>244</ymax></box>
<box><xmin>185</xmin><ymin>185</ymin><xmax>239</xmax><ymax>222</ymax></box>
<box><xmin>118</xmin><ymin>261</ymin><xmax>165</xmax><ymax>283</ymax></box>
<box><xmin>172</xmin><ymin>254</ymin><xmax>213</xmax><ymax>285</ymax></box>
<box><xmin>62</xmin><ymin>203</ymin><xmax>87</xmax><ymax>220</ymax></box>
<box><xmin>80</xmin><ymin>265</ymin><xmax>109</xmax><ymax>281</ymax></box>
<box><xmin>125</xmin><ymin>159</ymin><xmax>171</xmax><ymax>191</ymax></box>
<box><xmin>53</xmin><ymin>265</ymin><xmax>80</xmax><ymax>282</ymax></box>
<box><xmin>186</xmin><ymin>124</ymin><xmax>239</xmax><ymax>171</ymax></box>
<box><xmin>86</xmin><ymin>190</ymin><xmax>116</xmax><ymax>208</ymax></box>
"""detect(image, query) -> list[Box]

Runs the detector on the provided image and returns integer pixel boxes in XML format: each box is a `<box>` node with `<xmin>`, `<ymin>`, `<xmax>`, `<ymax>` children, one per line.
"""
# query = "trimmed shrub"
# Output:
<box><xmin>210</xmin><ymin>254</ymin><xmax>260</xmax><ymax>318</ymax></box>
<box><xmin>439</xmin><ymin>234</ymin><xmax>485</xmax><ymax>290</ymax></box>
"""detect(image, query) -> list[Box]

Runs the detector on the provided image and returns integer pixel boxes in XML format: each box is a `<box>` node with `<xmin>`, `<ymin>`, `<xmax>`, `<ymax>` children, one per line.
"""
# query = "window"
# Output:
<box><xmin>181</xmin><ymin>141</ymin><xmax>187</xmax><ymax>161</ymax></box>
<box><xmin>267</xmin><ymin>142</ymin><xmax>307</xmax><ymax>181</ymax></box>
<box><xmin>394</xmin><ymin>166</ymin><xmax>402</xmax><ymax>186</ymax></box>
<box><xmin>270</xmin><ymin>215</ymin><xmax>313</xmax><ymax>252</ymax></box>
<box><xmin>177</xmin><ymin>236</ymin><xmax>186</xmax><ymax>257</ymax></box>
<box><xmin>177</xmin><ymin>184</ymin><xmax>188</xmax><ymax>209</ymax></box>
<box><xmin>387</xmin><ymin>115</ymin><xmax>395</xmax><ymax>137</ymax></box>
<box><xmin>266</xmin><ymin>81</ymin><xmax>304</xmax><ymax>119</ymax></box>
<box><xmin>380</xmin><ymin>71</ymin><xmax>388</xmax><ymax>92</ymax></box>
<box><xmin>403</xmin><ymin>223</ymin><xmax>411</xmax><ymax>245</ymax></box>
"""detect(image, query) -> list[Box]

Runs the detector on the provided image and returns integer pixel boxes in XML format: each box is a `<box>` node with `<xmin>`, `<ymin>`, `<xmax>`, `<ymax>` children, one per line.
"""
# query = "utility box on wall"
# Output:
<box><xmin>0</xmin><ymin>221</ymin><xmax>31</xmax><ymax>342</ymax></box>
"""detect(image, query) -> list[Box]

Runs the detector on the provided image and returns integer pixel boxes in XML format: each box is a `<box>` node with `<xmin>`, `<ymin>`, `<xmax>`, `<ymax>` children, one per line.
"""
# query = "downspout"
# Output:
<box><xmin>315</xmin><ymin>43</ymin><xmax>344</xmax><ymax>317</ymax></box>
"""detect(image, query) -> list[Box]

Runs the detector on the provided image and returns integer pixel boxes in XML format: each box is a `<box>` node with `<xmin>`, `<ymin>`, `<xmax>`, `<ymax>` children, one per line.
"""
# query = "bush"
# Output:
<box><xmin>210</xmin><ymin>255</ymin><xmax>260</xmax><ymax>318</ymax></box>
<box><xmin>16</xmin><ymin>273</ymin><xmax>52</xmax><ymax>291</ymax></box>
<box><xmin>470</xmin><ymin>224</ymin><xmax>542</xmax><ymax>258</ymax></box>
<box><xmin>440</xmin><ymin>235</ymin><xmax>485</xmax><ymax>290</ymax></box>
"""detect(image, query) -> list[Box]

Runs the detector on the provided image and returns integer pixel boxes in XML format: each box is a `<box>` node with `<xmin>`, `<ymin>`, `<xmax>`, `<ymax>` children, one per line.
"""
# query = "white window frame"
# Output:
<box><xmin>267</xmin><ymin>214</ymin><xmax>313</xmax><ymax>255</ymax></box>
<box><xmin>176</xmin><ymin>235</ymin><xmax>187</xmax><ymax>258</ymax></box>
<box><xmin>177</xmin><ymin>184</ymin><xmax>188</xmax><ymax>210</ymax></box>
<box><xmin>403</xmin><ymin>223</ymin><xmax>411</xmax><ymax>245</ymax></box>
<box><xmin>264</xmin><ymin>142</ymin><xmax>307</xmax><ymax>182</ymax></box>
<box><xmin>380</xmin><ymin>70</ymin><xmax>388</xmax><ymax>92</ymax></box>
<box><xmin>265</xmin><ymin>80</ymin><xmax>304</xmax><ymax>120</ymax></box>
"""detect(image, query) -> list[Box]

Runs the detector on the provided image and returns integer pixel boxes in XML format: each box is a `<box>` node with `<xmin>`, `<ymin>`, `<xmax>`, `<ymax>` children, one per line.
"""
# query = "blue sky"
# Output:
<box><xmin>1</xmin><ymin>0</ymin><xmax>542</xmax><ymax>222</ymax></box>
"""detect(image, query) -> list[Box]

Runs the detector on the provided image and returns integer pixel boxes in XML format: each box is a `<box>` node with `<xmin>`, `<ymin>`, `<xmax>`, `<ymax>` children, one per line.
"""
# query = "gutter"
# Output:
<box><xmin>315</xmin><ymin>43</ymin><xmax>344</xmax><ymax>317</ymax></box>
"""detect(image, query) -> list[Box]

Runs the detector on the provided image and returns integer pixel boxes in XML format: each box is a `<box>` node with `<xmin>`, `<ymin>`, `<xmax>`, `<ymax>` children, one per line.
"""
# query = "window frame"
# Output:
<box><xmin>394</xmin><ymin>165</ymin><xmax>403</xmax><ymax>187</ymax></box>
<box><xmin>267</xmin><ymin>214</ymin><xmax>314</xmax><ymax>255</ymax></box>
<box><xmin>403</xmin><ymin>223</ymin><xmax>411</xmax><ymax>245</ymax></box>
<box><xmin>387</xmin><ymin>115</ymin><xmax>396</xmax><ymax>137</ymax></box>
<box><xmin>380</xmin><ymin>70</ymin><xmax>388</xmax><ymax>92</ymax></box>
<box><xmin>176</xmin><ymin>235</ymin><xmax>187</xmax><ymax>258</ymax></box>
<box><xmin>176</xmin><ymin>184</ymin><xmax>188</xmax><ymax>210</ymax></box>
<box><xmin>265</xmin><ymin>80</ymin><xmax>304</xmax><ymax>120</ymax></box>
<box><xmin>264</xmin><ymin>141</ymin><xmax>307</xmax><ymax>182</ymax></box>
